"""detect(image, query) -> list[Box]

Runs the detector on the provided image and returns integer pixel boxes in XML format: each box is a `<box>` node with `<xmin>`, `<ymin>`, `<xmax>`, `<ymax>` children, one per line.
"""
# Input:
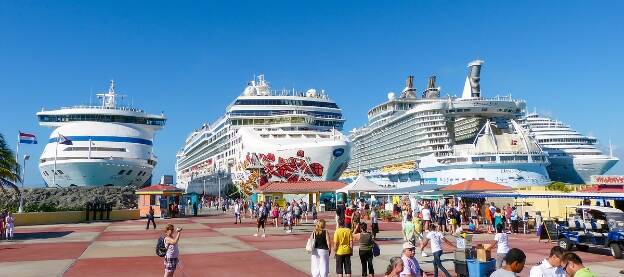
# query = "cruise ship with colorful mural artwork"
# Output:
<box><xmin>175</xmin><ymin>75</ymin><xmax>351</xmax><ymax>196</ymax></box>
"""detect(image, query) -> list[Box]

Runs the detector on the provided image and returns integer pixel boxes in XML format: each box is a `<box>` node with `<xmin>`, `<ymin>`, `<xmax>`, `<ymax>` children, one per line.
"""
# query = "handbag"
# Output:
<box><xmin>372</xmin><ymin>241</ymin><xmax>380</xmax><ymax>257</ymax></box>
<box><xmin>306</xmin><ymin>231</ymin><xmax>316</xmax><ymax>252</ymax></box>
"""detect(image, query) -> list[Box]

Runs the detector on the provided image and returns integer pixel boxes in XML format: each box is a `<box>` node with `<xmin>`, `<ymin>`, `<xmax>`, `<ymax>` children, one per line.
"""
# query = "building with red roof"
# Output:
<box><xmin>136</xmin><ymin>184</ymin><xmax>184</xmax><ymax>217</ymax></box>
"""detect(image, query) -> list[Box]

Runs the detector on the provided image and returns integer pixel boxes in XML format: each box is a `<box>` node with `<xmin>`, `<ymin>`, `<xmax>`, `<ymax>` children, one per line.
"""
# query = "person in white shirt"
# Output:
<box><xmin>529</xmin><ymin>246</ymin><xmax>566</xmax><ymax>277</ymax></box>
<box><xmin>420</xmin><ymin>224</ymin><xmax>454</xmax><ymax>277</ymax></box>
<box><xmin>421</xmin><ymin>204</ymin><xmax>431</xmax><ymax>231</ymax></box>
<box><xmin>234</xmin><ymin>201</ymin><xmax>242</xmax><ymax>224</ymax></box>
<box><xmin>487</xmin><ymin>224</ymin><xmax>510</xmax><ymax>268</ymax></box>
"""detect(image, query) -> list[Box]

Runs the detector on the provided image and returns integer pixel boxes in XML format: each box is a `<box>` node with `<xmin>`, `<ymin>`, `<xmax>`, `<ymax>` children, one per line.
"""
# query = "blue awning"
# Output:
<box><xmin>459</xmin><ymin>193</ymin><xmax>624</xmax><ymax>200</ymax></box>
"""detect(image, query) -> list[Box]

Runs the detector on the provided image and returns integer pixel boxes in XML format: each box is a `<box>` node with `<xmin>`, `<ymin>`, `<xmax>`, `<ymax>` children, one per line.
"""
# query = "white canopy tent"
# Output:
<box><xmin>336</xmin><ymin>175</ymin><xmax>381</xmax><ymax>194</ymax></box>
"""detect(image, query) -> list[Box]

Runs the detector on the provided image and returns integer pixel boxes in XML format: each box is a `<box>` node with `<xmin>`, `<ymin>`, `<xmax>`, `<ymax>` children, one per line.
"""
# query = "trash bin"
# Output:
<box><xmin>454</xmin><ymin>261</ymin><xmax>468</xmax><ymax>277</ymax></box>
<box><xmin>467</xmin><ymin>259</ymin><xmax>496</xmax><ymax>277</ymax></box>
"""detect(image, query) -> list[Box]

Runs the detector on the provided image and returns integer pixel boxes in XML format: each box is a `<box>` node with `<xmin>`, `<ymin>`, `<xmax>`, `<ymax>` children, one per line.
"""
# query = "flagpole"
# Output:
<box><xmin>53</xmin><ymin>133</ymin><xmax>59</xmax><ymax>187</ymax></box>
<box><xmin>88</xmin><ymin>138</ymin><xmax>92</xmax><ymax>159</ymax></box>
<box><xmin>16</xmin><ymin>132</ymin><xmax>20</xmax><ymax>169</ymax></box>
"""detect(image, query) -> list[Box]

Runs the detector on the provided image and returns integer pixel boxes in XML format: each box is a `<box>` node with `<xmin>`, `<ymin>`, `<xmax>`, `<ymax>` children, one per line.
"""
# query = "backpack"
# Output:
<box><xmin>156</xmin><ymin>236</ymin><xmax>167</xmax><ymax>257</ymax></box>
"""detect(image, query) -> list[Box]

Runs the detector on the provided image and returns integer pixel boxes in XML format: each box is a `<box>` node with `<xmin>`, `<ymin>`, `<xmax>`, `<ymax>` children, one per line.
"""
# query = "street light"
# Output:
<box><xmin>18</xmin><ymin>154</ymin><xmax>30</xmax><ymax>213</ymax></box>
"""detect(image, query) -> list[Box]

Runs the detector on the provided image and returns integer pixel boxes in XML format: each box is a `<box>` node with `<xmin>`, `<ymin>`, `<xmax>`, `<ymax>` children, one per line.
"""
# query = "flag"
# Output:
<box><xmin>511</xmin><ymin>139</ymin><xmax>518</xmax><ymax>145</ymax></box>
<box><xmin>58</xmin><ymin>134</ymin><xmax>73</xmax><ymax>145</ymax></box>
<box><xmin>19</xmin><ymin>132</ymin><xmax>37</xmax><ymax>144</ymax></box>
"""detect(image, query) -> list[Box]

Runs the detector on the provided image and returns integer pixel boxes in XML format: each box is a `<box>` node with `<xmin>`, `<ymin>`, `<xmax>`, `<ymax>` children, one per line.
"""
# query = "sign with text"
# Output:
<box><xmin>591</xmin><ymin>175</ymin><xmax>624</xmax><ymax>185</ymax></box>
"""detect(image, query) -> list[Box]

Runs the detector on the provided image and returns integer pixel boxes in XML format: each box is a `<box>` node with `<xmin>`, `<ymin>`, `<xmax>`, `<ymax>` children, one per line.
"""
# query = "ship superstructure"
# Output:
<box><xmin>520</xmin><ymin>113</ymin><xmax>618</xmax><ymax>184</ymax></box>
<box><xmin>175</xmin><ymin>75</ymin><xmax>351</xmax><ymax>195</ymax></box>
<box><xmin>342</xmin><ymin>60</ymin><xmax>551</xmax><ymax>188</ymax></box>
<box><xmin>37</xmin><ymin>81</ymin><xmax>166</xmax><ymax>187</ymax></box>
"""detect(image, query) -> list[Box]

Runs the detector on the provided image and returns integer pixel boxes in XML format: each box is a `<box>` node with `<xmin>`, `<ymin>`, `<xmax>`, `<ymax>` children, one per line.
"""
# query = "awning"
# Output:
<box><xmin>458</xmin><ymin>192</ymin><xmax>624</xmax><ymax>200</ymax></box>
<box><xmin>336</xmin><ymin>175</ymin><xmax>381</xmax><ymax>193</ymax></box>
<box><xmin>440</xmin><ymin>180</ymin><xmax>513</xmax><ymax>192</ymax></box>
<box><xmin>370</xmin><ymin>184</ymin><xmax>443</xmax><ymax>195</ymax></box>
<box><xmin>255</xmin><ymin>181</ymin><xmax>346</xmax><ymax>194</ymax></box>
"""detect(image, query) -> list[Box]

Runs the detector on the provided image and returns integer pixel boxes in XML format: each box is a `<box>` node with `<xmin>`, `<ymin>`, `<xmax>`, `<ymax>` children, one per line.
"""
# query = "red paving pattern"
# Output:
<box><xmin>0</xmin><ymin>242</ymin><xmax>91</xmax><ymax>262</ymax></box>
<box><xmin>96</xmin><ymin>228</ymin><xmax>222</xmax><ymax>241</ymax></box>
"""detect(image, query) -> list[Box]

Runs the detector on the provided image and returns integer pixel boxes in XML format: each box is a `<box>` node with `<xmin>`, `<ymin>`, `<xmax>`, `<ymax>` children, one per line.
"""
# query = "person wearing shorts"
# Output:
<box><xmin>334</xmin><ymin>218</ymin><xmax>353</xmax><ymax>277</ymax></box>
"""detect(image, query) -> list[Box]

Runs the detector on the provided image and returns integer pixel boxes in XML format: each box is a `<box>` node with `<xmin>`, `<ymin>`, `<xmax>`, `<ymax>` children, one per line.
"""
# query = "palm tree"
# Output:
<box><xmin>0</xmin><ymin>133</ymin><xmax>21</xmax><ymax>194</ymax></box>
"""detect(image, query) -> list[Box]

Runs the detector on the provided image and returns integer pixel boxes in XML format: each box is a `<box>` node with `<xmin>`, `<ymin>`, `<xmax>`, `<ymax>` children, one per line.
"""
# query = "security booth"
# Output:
<box><xmin>136</xmin><ymin>184</ymin><xmax>184</xmax><ymax>218</ymax></box>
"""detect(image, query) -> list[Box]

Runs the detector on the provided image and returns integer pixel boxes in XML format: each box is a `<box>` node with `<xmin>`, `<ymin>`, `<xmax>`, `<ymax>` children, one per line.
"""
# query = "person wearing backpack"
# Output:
<box><xmin>162</xmin><ymin>224</ymin><xmax>182</xmax><ymax>277</ymax></box>
<box><xmin>354</xmin><ymin>222</ymin><xmax>375</xmax><ymax>277</ymax></box>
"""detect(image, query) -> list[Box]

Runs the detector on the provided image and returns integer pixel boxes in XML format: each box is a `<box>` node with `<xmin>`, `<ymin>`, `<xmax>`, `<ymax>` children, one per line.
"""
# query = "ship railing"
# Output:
<box><xmin>55</xmin><ymin>105</ymin><xmax>145</xmax><ymax>113</ymax></box>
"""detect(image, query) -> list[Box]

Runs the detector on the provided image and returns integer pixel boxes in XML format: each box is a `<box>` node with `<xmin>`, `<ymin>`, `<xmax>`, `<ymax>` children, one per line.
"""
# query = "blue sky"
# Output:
<box><xmin>1</xmin><ymin>1</ymin><xmax>623</xmax><ymax>187</ymax></box>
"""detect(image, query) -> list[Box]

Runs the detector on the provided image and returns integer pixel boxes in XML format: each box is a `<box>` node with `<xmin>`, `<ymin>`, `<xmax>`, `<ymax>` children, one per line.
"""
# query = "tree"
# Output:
<box><xmin>546</xmin><ymin>181</ymin><xmax>572</xmax><ymax>193</ymax></box>
<box><xmin>0</xmin><ymin>133</ymin><xmax>21</xmax><ymax>194</ymax></box>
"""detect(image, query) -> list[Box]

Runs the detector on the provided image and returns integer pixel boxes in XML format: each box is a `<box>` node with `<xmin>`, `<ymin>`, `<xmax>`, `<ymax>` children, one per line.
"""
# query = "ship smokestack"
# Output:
<box><xmin>406</xmin><ymin>75</ymin><xmax>414</xmax><ymax>90</ymax></box>
<box><xmin>401</xmin><ymin>75</ymin><xmax>417</xmax><ymax>98</ymax></box>
<box><xmin>427</xmin><ymin>75</ymin><xmax>436</xmax><ymax>89</ymax></box>
<box><xmin>461</xmin><ymin>60</ymin><xmax>484</xmax><ymax>99</ymax></box>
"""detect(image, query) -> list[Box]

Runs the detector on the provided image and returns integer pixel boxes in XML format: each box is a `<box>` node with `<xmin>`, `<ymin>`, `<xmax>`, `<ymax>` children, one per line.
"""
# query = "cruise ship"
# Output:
<box><xmin>520</xmin><ymin>112</ymin><xmax>619</xmax><ymax>184</ymax></box>
<box><xmin>175</xmin><ymin>75</ymin><xmax>351</xmax><ymax>196</ymax></box>
<box><xmin>37</xmin><ymin>81</ymin><xmax>166</xmax><ymax>187</ymax></box>
<box><xmin>341</xmin><ymin>60</ymin><xmax>551</xmax><ymax>188</ymax></box>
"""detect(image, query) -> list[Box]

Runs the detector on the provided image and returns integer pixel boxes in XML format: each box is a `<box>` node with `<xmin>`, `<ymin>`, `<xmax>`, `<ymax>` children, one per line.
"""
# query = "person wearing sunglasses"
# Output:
<box><xmin>529</xmin><ymin>246</ymin><xmax>566</xmax><ymax>277</ymax></box>
<box><xmin>560</xmin><ymin>253</ymin><xmax>597</xmax><ymax>277</ymax></box>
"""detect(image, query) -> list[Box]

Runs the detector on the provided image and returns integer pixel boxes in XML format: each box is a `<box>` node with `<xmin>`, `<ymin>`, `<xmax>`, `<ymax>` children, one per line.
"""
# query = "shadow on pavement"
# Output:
<box><xmin>14</xmin><ymin>231</ymin><xmax>74</xmax><ymax>240</ymax></box>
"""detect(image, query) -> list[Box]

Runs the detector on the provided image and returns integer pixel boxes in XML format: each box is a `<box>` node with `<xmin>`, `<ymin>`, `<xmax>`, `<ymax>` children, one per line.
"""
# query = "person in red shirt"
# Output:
<box><xmin>345</xmin><ymin>205</ymin><xmax>354</xmax><ymax>229</ymax></box>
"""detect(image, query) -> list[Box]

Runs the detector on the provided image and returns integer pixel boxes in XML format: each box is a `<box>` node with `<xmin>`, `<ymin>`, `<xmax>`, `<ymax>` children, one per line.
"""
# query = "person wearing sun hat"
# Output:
<box><xmin>400</xmin><ymin>242</ymin><xmax>423</xmax><ymax>277</ymax></box>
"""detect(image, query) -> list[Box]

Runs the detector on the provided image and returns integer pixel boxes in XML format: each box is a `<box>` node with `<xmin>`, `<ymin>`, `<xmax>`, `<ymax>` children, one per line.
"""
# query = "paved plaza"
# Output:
<box><xmin>1</xmin><ymin>211</ymin><xmax>624</xmax><ymax>276</ymax></box>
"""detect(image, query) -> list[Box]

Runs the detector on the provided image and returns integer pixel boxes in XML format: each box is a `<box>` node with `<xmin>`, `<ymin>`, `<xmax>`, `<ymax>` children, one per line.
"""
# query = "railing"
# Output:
<box><xmin>53</xmin><ymin>105</ymin><xmax>146</xmax><ymax>113</ymax></box>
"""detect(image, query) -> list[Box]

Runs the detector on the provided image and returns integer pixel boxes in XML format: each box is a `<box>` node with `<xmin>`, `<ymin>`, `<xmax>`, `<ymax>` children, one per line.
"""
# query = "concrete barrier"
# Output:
<box><xmin>14</xmin><ymin>209</ymin><xmax>140</xmax><ymax>226</ymax></box>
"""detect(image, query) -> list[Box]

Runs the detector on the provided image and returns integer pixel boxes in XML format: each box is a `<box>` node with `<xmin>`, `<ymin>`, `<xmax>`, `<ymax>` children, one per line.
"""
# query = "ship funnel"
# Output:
<box><xmin>422</xmin><ymin>75</ymin><xmax>440</xmax><ymax>99</ymax></box>
<box><xmin>461</xmin><ymin>60</ymin><xmax>484</xmax><ymax>99</ymax></box>
<box><xmin>401</xmin><ymin>75</ymin><xmax>417</xmax><ymax>98</ymax></box>
<box><xmin>427</xmin><ymin>75</ymin><xmax>436</xmax><ymax>89</ymax></box>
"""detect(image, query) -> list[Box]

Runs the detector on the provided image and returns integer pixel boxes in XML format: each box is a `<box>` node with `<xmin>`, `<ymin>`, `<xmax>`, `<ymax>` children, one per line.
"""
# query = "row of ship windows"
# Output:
<box><xmin>63</xmin><ymin>147</ymin><xmax>127</xmax><ymax>152</ymax></box>
<box><xmin>234</xmin><ymin>99</ymin><xmax>339</xmax><ymax>108</ymax></box>
<box><xmin>229</xmin><ymin>110</ymin><xmax>342</xmax><ymax>119</ymax></box>
<box><xmin>42</xmin><ymin>170</ymin><xmax>65</xmax><ymax>176</ymax></box>
<box><xmin>230</xmin><ymin>118</ymin><xmax>343</xmax><ymax>128</ymax></box>
<box><xmin>38</xmin><ymin>114</ymin><xmax>166</xmax><ymax>126</ymax></box>
<box><xmin>538</xmin><ymin>138</ymin><xmax>596</xmax><ymax>143</ymax></box>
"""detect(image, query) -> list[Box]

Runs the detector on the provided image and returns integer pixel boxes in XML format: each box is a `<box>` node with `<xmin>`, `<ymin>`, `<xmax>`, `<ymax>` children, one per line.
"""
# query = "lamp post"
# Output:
<box><xmin>19</xmin><ymin>154</ymin><xmax>30</xmax><ymax>213</ymax></box>
<box><xmin>202</xmin><ymin>178</ymin><xmax>206</xmax><ymax>209</ymax></box>
<box><xmin>217</xmin><ymin>167</ymin><xmax>221</xmax><ymax>209</ymax></box>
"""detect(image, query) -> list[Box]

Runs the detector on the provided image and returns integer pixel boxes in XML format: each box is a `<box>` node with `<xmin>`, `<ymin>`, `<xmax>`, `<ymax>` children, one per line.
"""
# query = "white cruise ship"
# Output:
<box><xmin>341</xmin><ymin>60</ymin><xmax>551</xmax><ymax>188</ymax></box>
<box><xmin>176</xmin><ymin>75</ymin><xmax>351</xmax><ymax>196</ymax></box>
<box><xmin>520</xmin><ymin>113</ymin><xmax>619</xmax><ymax>184</ymax></box>
<box><xmin>37</xmin><ymin>81</ymin><xmax>166</xmax><ymax>187</ymax></box>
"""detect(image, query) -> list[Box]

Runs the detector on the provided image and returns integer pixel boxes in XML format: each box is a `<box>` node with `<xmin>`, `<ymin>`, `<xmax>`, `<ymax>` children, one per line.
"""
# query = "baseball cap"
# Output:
<box><xmin>402</xmin><ymin>242</ymin><xmax>415</xmax><ymax>249</ymax></box>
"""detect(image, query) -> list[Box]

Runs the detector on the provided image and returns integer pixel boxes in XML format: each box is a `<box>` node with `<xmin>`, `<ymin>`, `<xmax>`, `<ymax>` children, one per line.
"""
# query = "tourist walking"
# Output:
<box><xmin>312</xmin><ymin>202</ymin><xmax>318</xmax><ymax>222</ymax></box>
<box><xmin>420</xmin><ymin>224</ymin><xmax>454</xmax><ymax>277</ymax></box>
<box><xmin>302</xmin><ymin>200</ymin><xmax>309</xmax><ymax>223</ymax></box>
<box><xmin>5</xmin><ymin>211</ymin><xmax>14</xmax><ymax>240</ymax></box>
<box><xmin>560</xmin><ymin>253</ymin><xmax>597</xmax><ymax>277</ymax></box>
<box><xmin>421</xmin><ymin>203</ymin><xmax>431</xmax><ymax>231</ymax></box>
<box><xmin>255</xmin><ymin>201</ymin><xmax>267</xmax><ymax>237</ymax></box>
<box><xmin>491</xmin><ymin>248</ymin><xmax>527</xmax><ymax>277</ymax></box>
<box><xmin>234</xmin><ymin>201</ymin><xmax>242</xmax><ymax>224</ymax></box>
<box><xmin>352</xmin><ymin>206</ymin><xmax>361</xmax><ymax>233</ymax></box>
<box><xmin>400</xmin><ymin>242</ymin><xmax>423</xmax><ymax>277</ymax></box>
<box><xmin>511</xmin><ymin>207</ymin><xmax>520</xmax><ymax>234</ymax></box>
<box><xmin>494</xmin><ymin>208</ymin><xmax>505</xmax><ymax>232</ymax></box>
<box><xmin>354</xmin><ymin>223</ymin><xmax>375</xmax><ymax>277</ymax></box>
<box><xmin>529</xmin><ymin>246</ymin><xmax>566</xmax><ymax>277</ymax></box>
<box><xmin>334</xmin><ymin>218</ymin><xmax>353</xmax><ymax>277</ymax></box>
<box><xmin>487</xmin><ymin>224</ymin><xmax>510</xmax><ymax>269</ymax></box>
<box><xmin>403</xmin><ymin>214</ymin><xmax>416</xmax><ymax>244</ymax></box>
<box><xmin>469</xmin><ymin>203</ymin><xmax>479</xmax><ymax>231</ymax></box>
<box><xmin>345</xmin><ymin>204</ymin><xmax>354</xmax><ymax>229</ymax></box>
<box><xmin>485</xmin><ymin>203</ymin><xmax>493</xmax><ymax>233</ymax></box>
<box><xmin>370</xmin><ymin>207</ymin><xmax>379</xmax><ymax>239</ymax></box>
<box><xmin>384</xmin><ymin>256</ymin><xmax>404</xmax><ymax>277</ymax></box>
<box><xmin>163</xmin><ymin>224</ymin><xmax>182</xmax><ymax>277</ymax></box>
<box><xmin>147</xmin><ymin>206</ymin><xmax>157</xmax><ymax>230</ymax></box>
<box><xmin>310</xmin><ymin>219</ymin><xmax>331</xmax><ymax>277</ymax></box>
<box><xmin>272</xmin><ymin>203</ymin><xmax>280</xmax><ymax>228</ymax></box>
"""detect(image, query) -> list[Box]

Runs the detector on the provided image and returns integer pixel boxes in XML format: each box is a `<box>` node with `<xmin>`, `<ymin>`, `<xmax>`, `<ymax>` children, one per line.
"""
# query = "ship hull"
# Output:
<box><xmin>419</xmin><ymin>162</ymin><xmax>551</xmax><ymax>187</ymax></box>
<box><xmin>547</xmin><ymin>156</ymin><xmax>619</xmax><ymax>184</ymax></box>
<box><xmin>40</xmin><ymin>159</ymin><xmax>153</xmax><ymax>187</ymax></box>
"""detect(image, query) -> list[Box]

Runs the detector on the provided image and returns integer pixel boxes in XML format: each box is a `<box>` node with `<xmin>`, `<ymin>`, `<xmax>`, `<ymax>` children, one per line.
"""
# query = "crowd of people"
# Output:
<box><xmin>154</xmin><ymin>196</ymin><xmax>603</xmax><ymax>277</ymax></box>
